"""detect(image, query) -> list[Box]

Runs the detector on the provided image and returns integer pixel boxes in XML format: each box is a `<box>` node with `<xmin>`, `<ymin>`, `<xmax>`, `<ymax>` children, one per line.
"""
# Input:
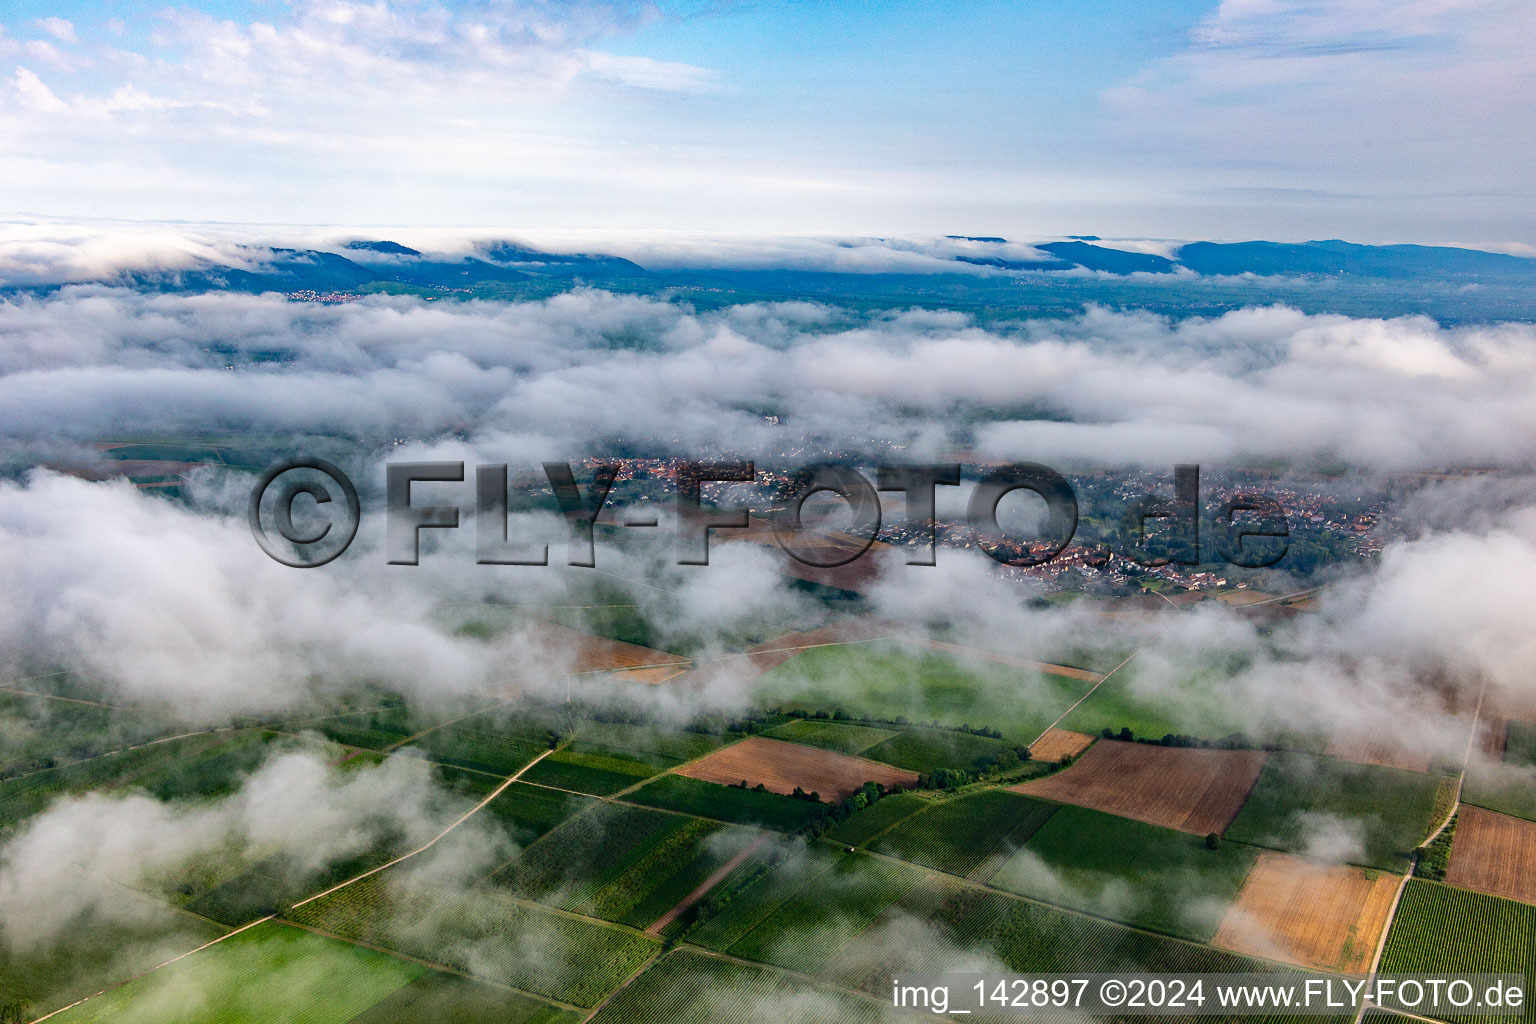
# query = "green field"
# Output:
<box><xmin>481</xmin><ymin>781</ymin><xmax>597</xmax><ymax>845</ymax></box>
<box><xmin>288</xmin><ymin>876</ymin><xmax>658</xmax><ymax>1007</ymax></box>
<box><xmin>404</xmin><ymin>724</ymin><xmax>547</xmax><ymax>776</ymax></box>
<box><xmin>753</xmin><ymin>643</ymin><xmax>1092</xmax><ymax>743</ymax></box>
<box><xmin>520</xmin><ymin>748</ymin><xmax>665</xmax><ymax>795</ymax></box>
<box><xmin>860</xmin><ymin>728</ymin><xmax>1021</xmax><ymax>772</ymax></box>
<box><xmin>571</xmin><ymin>722</ymin><xmax>727</xmax><ymax>762</ymax></box>
<box><xmin>871</xmin><ymin>789</ymin><xmax>1058</xmax><ymax>878</ymax></box>
<box><xmin>701</xmin><ymin>848</ymin><xmax>941</xmax><ymax>976</ymax></box>
<box><xmin>0</xmin><ymin>730</ymin><xmax>296</xmax><ymax>832</ymax></box>
<box><xmin>1504</xmin><ymin>721</ymin><xmax>1536</xmax><ymax>767</ymax></box>
<box><xmin>0</xmin><ymin>688</ymin><xmax>171</xmax><ymax>778</ymax></box>
<box><xmin>686</xmin><ymin>843</ymin><xmax>1324</xmax><ymax>1016</ymax></box>
<box><xmin>1057</xmin><ymin>660</ymin><xmax>1293</xmax><ymax>745</ymax></box>
<box><xmin>1463</xmin><ymin>760</ymin><xmax>1536</xmax><ymax>822</ymax></box>
<box><xmin>834</xmin><ymin>883</ymin><xmax>1313</xmax><ymax>998</ymax></box>
<box><xmin>762</xmin><ymin>719</ymin><xmax>897</xmax><ymax>754</ymax></box>
<box><xmin>590</xmin><ymin>949</ymin><xmax>911</xmax><ymax>1024</ymax></box>
<box><xmin>824</xmin><ymin>792</ymin><xmax>930</xmax><ymax>846</ymax></box>
<box><xmin>492</xmin><ymin>802</ymin><xmax>693</xmax><ymax>909</ymax></box>
<box><xmin>48</xmin><ymin>922</ymin><xmax>423</xmax><ymax>1024</ymax></box>
<box><xmin>625</xmin><ymin>775</ymin><xmax>827</xmax><ymax>831</ymax></box>
<box><xmin>1225</xmin><ymin>753</ymin><xmax>1449</xmax><ymax>871</ymax></box>
<box><xmin>0</xmin><ymin>887</ymin><xmax>226</xmax><ymax>1020</ymax></box>
<box><xmin>183</xmin><ymin>833</ymin><xmax>406</xmax><ymax>926</ymax></box>
<box><xmin>989</xmin><ymin>805</ymin><xmax>1260</xmax><ymax>941</ymax></box>
<box><xmin>345</xmin><ymin>972</ymin><xmax>581</xmax><ymax>1024</ymax></box>
<box><xmin>689</xmin><ymin>843</ymin><xmax>846</xmax><ymax>952</ymax></box>
<box><xmin>579</xmin><ymin>817</ymin><xmax>734</xmax><ymax>926</ymax></box>
<box><xmin>307</xmin><ymin>706</ymin><xmax>434</xmax><ymax>752</ymax></box>
<box><xmin>1379</xmin><ymin>880</ymin><xmax>1535</xmax><ymax>1024</ymax></box>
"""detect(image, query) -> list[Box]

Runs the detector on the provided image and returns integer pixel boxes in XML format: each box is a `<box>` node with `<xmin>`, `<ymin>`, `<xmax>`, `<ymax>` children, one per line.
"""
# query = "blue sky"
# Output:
<box><xmin>0</xmin><ymin>0</ymin><xmax>1531</xmax><ymax>244</ymax></box>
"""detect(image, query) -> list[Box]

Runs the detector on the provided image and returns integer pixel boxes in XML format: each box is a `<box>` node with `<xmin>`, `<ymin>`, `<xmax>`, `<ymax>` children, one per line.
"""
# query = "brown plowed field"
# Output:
<box><xmin>1445</xmin><ymin>806</ymin><xmax>1536</xmax><ymax>904</ymax></box>
<box><xmin>611</xmin><ymin>665</ymin><xmax>691</xmax><ymax>685</ymax></box>
<box><xmin>533</xmin><ymin>623</ymin><xmax>687</xmax><ymax>673</ymax></box>
<box><xmin>675</xmin><ymin>736</ymin><xmax>918</xmax><ymax>803</ymax></box>
<box><xmin>1028</xmin><ymin>729</ymin><xmax>1097</xmax><ymax>763</ymax></box>
<box><xmin>1011</xmin><ymin>740</ymin><xmax>1266</xmax><ymax>835</ymax></box>
<box><xmin>1212</xmin><ymin>852</ymin><xmax>1399</xmax><ymax>971</ymax></box>
<box><xmin>1324</xmin><ymin>731</ymin><xmax>1433</xmax><ymax>773</ymax></box>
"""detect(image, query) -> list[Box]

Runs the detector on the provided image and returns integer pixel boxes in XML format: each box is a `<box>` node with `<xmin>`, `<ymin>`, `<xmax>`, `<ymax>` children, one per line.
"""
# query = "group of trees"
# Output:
<box><xmin>801</xmin><ymin>780</ymin><xmax>897</xmax><ymax>841</ymax></box>
<box><xmin>917</xmin><ymin>745</ymin><xmax>1035</xmax><ymax>791</ymax></box>
<box><xmin>779</xmin><ymin>706</ymin><xmax>1004</xmax><ymax>740</ymax></box>
<box><xmin>1414</xmin><ymin>813</ymin><xmax>1457</xmax><ymax>881</ymax></box>
<box><xmin>1098</xmin><ymin>726</ymin><xmax>1258</xmax><ymax>750</ymax></box>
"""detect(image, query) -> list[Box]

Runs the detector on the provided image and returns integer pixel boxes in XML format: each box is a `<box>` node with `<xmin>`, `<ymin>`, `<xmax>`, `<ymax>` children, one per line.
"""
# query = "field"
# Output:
<box><xmin>492</xmin><ymin>798</ymin><xmax>766</xmax><ymax>927</ymax></box>
<box><xmin>990</xmin><ymin>804</ymin><xmax>1260</xmax><ymax>941</ymax></box>
<box><xmin>752</xmin><ymin>642</ymin><xmax>1093</xmax><ymax>743</ymax></box>
<box><xmin>1028</xmin><ymin>728</ymin><xmax>1096</xmax><ymax>763</ymax></box>
<box><xmin>1379</xmin><ymin>880</ymin><xmax>1535</xmax><ymax>1024</ymax></box>
<box><xmin>1013</xmin><ymin>740</ymin><xmax>1268</xmax><ymax>835</ymax></box>
<box><xmin>871</xmin><ymin>789</ymin><xmax>1058</xmax><ymax>878</ymax></box>
<box><xmin>404</xmin><ymin>723</ymin><xmax>548</xmax><ymax>776</ymax></box>
<box><xmin>571</xmin><ymin>722</ymin><xmax>727</xmax><ymax>762</ymax></box>
<box><xmin>0</xmin><ymin>730</ymin><xmax>294</xmax><ymax>831</ymax></box>
<box><xmin>589</xmin><ymin>949</ymin><xmax>911</xmax><ymax>1024</ymax></box>
<box><xmin>674</xmin><ymin>736</ymin><xmax>917</xmax><ymax>802</ymax></box>
<box><xmin>181</xmin><ymin>831</ymin><xmax>410</xmax><ymax>926</ymax></box>
<box><xmin>1226</xmin><ymin>753</ymin><xmax>1452</xmax><ymax>871</ymax></box>
<box><xmin>596</xmin><ymin>821</ymin><xmax>761</xmax><ymax>929</ymax></box>
<box><xmin>825</xmin><ymin>792</ymin><xmax>930</xmax><ymax>846</ymax></box>
<box><xmin>493</xmin><ymin>802</ymin><xmax>693</xmax><ymax>908</ymax></box>
<box><xmin>625</xmin><ymin>774</ymin><xmax>827</xmax><ymax>831</ymax></box>
<box><xmin>825</xmin><ymin>881</ymin><xmax>1341</xmax><ymax>1017</ymax></box>
<box><xmin>0</xmin><ymin>887</ymin><xmax>225</xmax><ymax>1018</ymax></box>
<box><xmin>859</xmin><ymin>727</ymin><xmax>1020</xmax><ymax>773</ymax></box>
<box><xmin>691</xmin><ymin>847</ymin><xmax>943</xmax><ymax>976</ymax></box>
<box><xmin>345</xmin><ymin>973</ymin><xmax>581</xmax><ymax>1024</ymax></box>
<box><xmin>1505</xmin><ymin>720</ymin><xmax>1536</xmax><ymax>766</ymax></box>
<box><xmin>924</xmin><ymin>639</ymin><xmax>1106</xmax><ymax>682</ymax></box>
<box><xmin>1211</xmin><ymin>852</ymin><xmax>1400</xmax><ymax>970</ymax></box>
<box><xmin>0</xmin><ymin>687</ymin><xmax>171</xmax><ymax>778</ymax></box>
<box><xmin>289</xmin><ymin>875</ymin><xmax>659</xmax><ymax>1007</ymax></box>
<box><xmin>1056</xmin><ymin>662</ymin><xmax>1277</xmax><ymax>745</ymax></box>
<box><xmin>520</xmin><ymin>747</ymin><xmax>666</xmax><ymax>795</ymax></box>
<box><xmin>526</xmin><ymin>623</ymin><xmax>687</xmax><ymax>674</ymax></box>
<box><xmin>481</xmin><ymin>781</ymin><xmax>597</xmax><ymax>845</ymax></box>
<box><xmin>310</xmin><ymin>705</ymin><xmax>443</xmax><ymax>752</ymax></box>
<box><xmin>1462</xmin><ymin>760</ymin><xmax>1536</xmax><ymax>822</ymax></box>
<box><xmin>762</xmin><ymin>718</ymin><xmax>897</xmax><ymax>754</ymax></box>
<box><xmin>1323</xmin><ymin>729</ymin><xmax>1434</xmax><ymax>773</ymax></box>
<box><xmin>1445</xmin><ymin>806</ymin><xmax>1536</xmax><ymax>904</ymax></box>
<box><xmin>49</xmin><ymin>922</ymin><xmax>424</xmax><ymax>1024</ymax></box>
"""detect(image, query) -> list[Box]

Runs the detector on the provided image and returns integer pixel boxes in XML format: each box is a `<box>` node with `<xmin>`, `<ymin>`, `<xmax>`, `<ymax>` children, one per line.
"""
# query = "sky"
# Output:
<box><xmin>0</xmin><ymin>0</ymin><xmax>1533</xmax><ymax>248</ymax></box>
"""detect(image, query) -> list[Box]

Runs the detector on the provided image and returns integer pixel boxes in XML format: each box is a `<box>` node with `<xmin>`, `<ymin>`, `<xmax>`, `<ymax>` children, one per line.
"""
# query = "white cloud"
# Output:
<box><xmin>33</xmin><ymin>17</ymin><xmax>77</xmax><ymax>44</ymax></box>
<box><xmin>1103</xmin><ymin>0</ymin><xmax>1536</xmax><ymax>228</ymax></box>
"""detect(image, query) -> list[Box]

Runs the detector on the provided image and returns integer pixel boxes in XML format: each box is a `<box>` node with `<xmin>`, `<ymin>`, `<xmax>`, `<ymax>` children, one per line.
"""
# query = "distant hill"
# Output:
<box><xmin>1173</xmin><ymin>239</ymin><xmax>1535</xmax><ymax>280</ymax></box>
<box><xmin>115</xmin><ymin>239</ymin><xmax>657</xmax><ymax>294</ymax></box>
<box><xmin>1034</xmin><ymin>242</ymin><xmax>1176</xmax><ymax>275</ymax></box>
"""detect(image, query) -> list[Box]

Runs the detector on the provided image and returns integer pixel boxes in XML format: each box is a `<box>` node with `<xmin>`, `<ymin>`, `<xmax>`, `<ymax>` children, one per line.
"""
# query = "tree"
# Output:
<box><xmin>1205</xmin><ymin>832</ymin><xmax>1221</xmax><ymax>851</ymax></box>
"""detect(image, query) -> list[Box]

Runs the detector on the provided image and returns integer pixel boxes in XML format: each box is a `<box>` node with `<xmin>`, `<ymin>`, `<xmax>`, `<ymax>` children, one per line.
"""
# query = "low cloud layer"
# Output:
<box><xmin>3</xmin><ymin>283</ymin><xmax>1536</xmax><ymax>471</ymax></box>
